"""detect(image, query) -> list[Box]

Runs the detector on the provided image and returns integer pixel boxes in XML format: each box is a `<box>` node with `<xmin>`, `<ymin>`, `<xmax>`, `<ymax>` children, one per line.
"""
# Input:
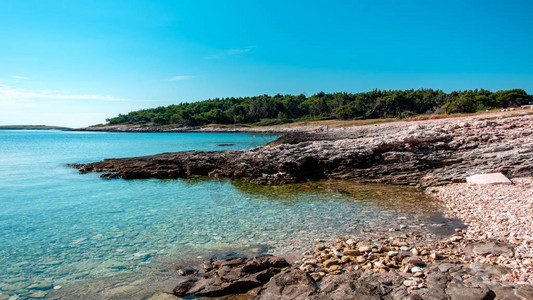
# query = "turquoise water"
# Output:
<box><xmin>0</xmin><ymin>130</ymin><xmax>454</xmax><ymax>299</ymax></box>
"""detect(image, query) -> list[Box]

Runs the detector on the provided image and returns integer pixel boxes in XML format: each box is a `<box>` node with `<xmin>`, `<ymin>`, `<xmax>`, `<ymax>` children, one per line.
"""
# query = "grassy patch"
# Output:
<box><xmin>251</xmin><ymin>119</ymin><xmax>293</xmax><ymax>126</ymax></box>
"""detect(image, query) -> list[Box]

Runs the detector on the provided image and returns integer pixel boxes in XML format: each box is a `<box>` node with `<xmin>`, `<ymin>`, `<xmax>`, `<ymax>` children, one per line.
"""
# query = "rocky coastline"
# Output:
<box><xmin>169</xmin><ymin>230</ymin><xmax>532</xmax><ymax>299</ymax></box>
<box><xmin>70</xmin><ymin>112</ymin><xmax>533</xmax><ymax>299</ymax></box>
<box><xmin>71</xmin><ymin>114</ymin><xmax>533</xmax><ymax>188</ymax></box>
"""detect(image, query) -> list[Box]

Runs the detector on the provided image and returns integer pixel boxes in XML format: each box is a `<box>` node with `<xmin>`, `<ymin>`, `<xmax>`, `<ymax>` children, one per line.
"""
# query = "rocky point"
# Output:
<box><xmin>71</xmin><ymin>115</ymin><xmax>533</xmax><ymax>188</ymax></box>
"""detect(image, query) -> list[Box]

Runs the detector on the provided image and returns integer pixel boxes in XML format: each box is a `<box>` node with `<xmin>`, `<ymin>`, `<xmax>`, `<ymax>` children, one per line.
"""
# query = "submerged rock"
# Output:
<box><xmin>27</xmin><ymin>281</ymin><xmax>53</xmax><ymax>291</ymax></box>
<box><xmin>27</xmin><ymin>290</ymin><xmax>48</xmax><ymax>298</ymax></box>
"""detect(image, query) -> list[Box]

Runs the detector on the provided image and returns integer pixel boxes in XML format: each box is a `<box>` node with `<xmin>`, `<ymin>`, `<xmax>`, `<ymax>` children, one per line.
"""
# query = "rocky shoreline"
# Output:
<box><xmin>169</xmin><ymin>230</ymin><xmax>532</xmax><ymax>299</ymax></box>
<box><xmin>162</xmin><ymin>179</ymin><xmax>533</xmax><ymax>299</ymax></box>
<box><xmin>70</xmin><ymin>112</ymin><xmax>533</xmax><ymax>299</ymax></box>
<box><xmin>71</xmin><ymin>114</ymin><xmax>533</xmax><ymax>188</ymax></box>
<box><xmin>71</xmin><ymin>124</ymin><xmax>291</xmax><ymax>133</ymax></box>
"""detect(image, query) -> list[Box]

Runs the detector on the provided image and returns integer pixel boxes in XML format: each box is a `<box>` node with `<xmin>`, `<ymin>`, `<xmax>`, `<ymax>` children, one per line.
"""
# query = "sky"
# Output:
<box><xmin>0</xmin><ymin>0</ymin><xmax>532</xmax><ymax>127</ymax></box>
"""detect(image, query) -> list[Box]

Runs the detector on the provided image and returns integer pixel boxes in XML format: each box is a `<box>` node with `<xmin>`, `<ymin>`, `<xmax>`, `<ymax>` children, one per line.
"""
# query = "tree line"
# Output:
<box><xmin>106</xmin><ymin>89</ymin><xmax>532</xmax><ymax>126</ymax></box>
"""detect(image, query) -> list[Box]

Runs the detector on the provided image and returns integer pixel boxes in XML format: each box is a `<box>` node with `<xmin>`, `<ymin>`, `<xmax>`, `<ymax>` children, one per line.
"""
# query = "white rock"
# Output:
<box><xmin>387</xmin><ymin>251</ymin><xmax>399</xmax><ymax>256</ymax></box>
<box><xmin>466</xmin><ymin>173</ymin><xmax>512</xmax><ymax>185</ymax></box>
<box><xmin>403</xmin><ymin>280</ymin><xmax>418</xmax><ymax>287</ymax></box>
<box><xmin>358</xmin><ymin>245</ymin><xmax>372</xmax><ymax>252</ymax></box>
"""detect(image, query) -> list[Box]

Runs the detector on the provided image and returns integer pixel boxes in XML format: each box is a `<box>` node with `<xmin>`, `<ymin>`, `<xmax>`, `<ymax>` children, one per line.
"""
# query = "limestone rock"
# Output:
<box><xmin>173</xmin><ymin>255</ymin><xmax>289</xmax><ymax>298</ymax></box>
<box><xmin>72</xmin><ymin>115</ymin><xmax>533</xmax><ymax>187</ymax></box>
<box><xmin>445</xmin><ymin>282</ymin><xmax>495</xmax><ymax>300</ymax></box>
<box><xmin>468</xmin><ymin>240</ymin><xmax>514</xmax><ymax>256</ymax></box>
<box><xmin>258</xmin><ymin>269</ymin><xmax>317</xmax><ymax>300</ymax></box>
<box><xmin>466</xmin><ymin>173</ymin><xmax>512</xmax><ymax>185</ymax></box>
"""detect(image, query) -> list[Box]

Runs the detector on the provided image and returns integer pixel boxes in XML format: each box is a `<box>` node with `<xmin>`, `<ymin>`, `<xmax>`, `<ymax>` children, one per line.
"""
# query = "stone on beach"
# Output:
<box><xmin>469</xmin><ymin>240</ymin><xmax>514</xmax><ymax>256</ymax></box>
<box><xmin>173</xmin><ymin>255</ymin><xmax>290</xmax><ymax>298</ymax></box>
<box><xmin>407</xmin><ymin>256</ymin><xmax>426</xmax><ymax>266</ymax></box>
<box><xmin>466</xmin><ymin>173</ymin><xmax>512</xmax><ymax>185</ymax></box>
<box><xmin>343</xmin><ymin>249</ymin><xmax>360</xmax><ymax>256</ymax></box>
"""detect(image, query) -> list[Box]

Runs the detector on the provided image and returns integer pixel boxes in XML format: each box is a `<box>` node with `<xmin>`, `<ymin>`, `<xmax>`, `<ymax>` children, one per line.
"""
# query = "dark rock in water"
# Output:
<box><xmin>215</xmin><ymin>143</ymin><xmax>235</xmax><ymax>146</ymax></box>
<box><xmin>173</xmin><ymin>278</ymin><xmax>198</xmax><ymax>296</ymax></box>
<box><xmin>70</xmin><ymin>116</ymin><xmax>533</xmax><ymax>187</ymax></box>
<box><xmin>258</xmin><ymin>269</ymin><xmax>317</xmax><ymax>300</ymax></box>
<box><xmin>213</xmin><ymin>257</ymin><xmax>247</xmax><ymax>268</ymax></box>
<box><xmin>242</xmin><ymin>256</ymin><xmax>291</xmax><ymax>274</ymax></box>
<box><xmin>177</xmin><ymin>266</ymin><xmax>197</xmax><ymax>276</ymax></box>
<box><xmin>201</xmin><ymin>261</ymin><xmax>213</xmax><ymax>272</ymax></box>
<box><xmin>218</xmin><ymin>264</ymin><xmax>244</xmax><ymax>282</ymax></box>
<box><xmin>173</xmin><ymin>255</ymin><xmax>290</xmax><ymax>298</ymax></box>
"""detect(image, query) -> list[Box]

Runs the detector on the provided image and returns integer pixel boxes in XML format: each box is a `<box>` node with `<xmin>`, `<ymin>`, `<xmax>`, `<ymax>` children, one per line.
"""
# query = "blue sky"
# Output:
<box><xmin>0</xmin><ymin>0</ymin><xmax>531</xmax><ymax>127</ymax></box>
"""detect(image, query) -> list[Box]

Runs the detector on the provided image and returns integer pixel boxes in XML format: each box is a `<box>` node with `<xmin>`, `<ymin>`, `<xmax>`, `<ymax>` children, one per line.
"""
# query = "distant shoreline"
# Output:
<box><xmin>0</xmin><ymin>125</ymin><xmax>71</xmax><ymax>130</ymax></box>
<box><xmin>70</xmin><ymin>125</ymin><xmax>289</xmax><ymax>134</ymax></box>
<box><xmin>72</xmin><ymin>107</ymin><xmax>533</xmax><ymax>134</ymax></box>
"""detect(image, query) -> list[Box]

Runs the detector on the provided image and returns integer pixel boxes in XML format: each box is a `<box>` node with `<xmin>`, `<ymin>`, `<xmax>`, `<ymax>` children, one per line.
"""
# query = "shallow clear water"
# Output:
<box><xmin>0</xmin><ymin>130</ymin><xmax>456</xmax><ymax>299</ymax></box>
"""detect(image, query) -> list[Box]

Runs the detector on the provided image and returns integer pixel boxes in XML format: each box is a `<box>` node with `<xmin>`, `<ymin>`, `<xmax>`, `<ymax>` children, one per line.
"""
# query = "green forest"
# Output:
<box><xmin>106</xmin><ymin>89</ymin><xmax>532</xmax><ymax>127</ymax></box>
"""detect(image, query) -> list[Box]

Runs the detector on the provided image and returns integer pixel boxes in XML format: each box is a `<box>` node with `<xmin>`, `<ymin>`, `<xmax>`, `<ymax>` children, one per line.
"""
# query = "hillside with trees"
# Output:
<box><xmin>105</xmin><ymin>89</ymin><xmax>532</xmax><ymax>127</ymax></box>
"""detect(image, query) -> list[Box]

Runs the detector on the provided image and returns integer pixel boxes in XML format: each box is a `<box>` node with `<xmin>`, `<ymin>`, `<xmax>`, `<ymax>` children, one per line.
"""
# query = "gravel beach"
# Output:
<box><xmin>431</xmin><ymin>177</ymin><xmax>533</xmax><ymax>285</ymax></box>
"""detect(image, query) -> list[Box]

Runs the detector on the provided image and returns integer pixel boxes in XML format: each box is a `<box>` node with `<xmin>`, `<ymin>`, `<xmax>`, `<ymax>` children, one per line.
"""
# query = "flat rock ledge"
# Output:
<box><xmin>167</xmin><ymin>224</ymin><xmax>533</xmax><ymax>299</ymax></box>
<box><xmin>71</xmin><ymin>115</ymin><xmax>533</xmax><ymax>187</ymax></box>
<box><xmin>172</xmin><ymin>251</ymin><xmax>532</xmax><ymax>300</ymax></box>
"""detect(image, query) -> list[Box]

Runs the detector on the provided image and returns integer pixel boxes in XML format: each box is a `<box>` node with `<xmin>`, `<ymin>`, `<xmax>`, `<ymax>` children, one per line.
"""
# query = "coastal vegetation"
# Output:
<box><xmin>105</xmin><ymin>89</ymin><xmax>532</xmax><ymax>127</ymax></box>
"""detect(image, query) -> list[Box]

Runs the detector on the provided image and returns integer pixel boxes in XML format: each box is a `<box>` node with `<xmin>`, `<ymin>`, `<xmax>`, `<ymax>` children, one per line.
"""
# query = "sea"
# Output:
<box><xmin>0</xmin><ymin>129</ymin><xmax>460</xmax><ymax>299</ymax></box>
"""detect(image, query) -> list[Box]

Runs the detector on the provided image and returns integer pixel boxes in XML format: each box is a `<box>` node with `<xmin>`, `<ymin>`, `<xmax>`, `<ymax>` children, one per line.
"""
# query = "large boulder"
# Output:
<box><xmin>257</xmin><ymin>269</ymin><xmax>317</xmax><ymax>300</ymax></box>
<box><xmin>173</xmin><ymin>255</ymin><xmax>290</xmax><ymax>298</ymax></box>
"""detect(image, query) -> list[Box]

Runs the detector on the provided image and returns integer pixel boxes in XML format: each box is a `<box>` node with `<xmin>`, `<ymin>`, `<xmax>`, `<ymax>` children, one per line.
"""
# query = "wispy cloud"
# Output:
<box><xmin>206</xmin><ymin>46</ymin><xmax>256</xmax><ymax>59</ymax></box>
<box><xmin>169</xmin><ymin>75</ymin><xmax>195</xmax><ymax>81</ymax></box>
<box><xmin>0</xmin><ymin>84</ymin><xmax>129</xmax><ymax>102</ymax></box>
<box><xmin>11</xmin><ymin>75</ymin><xmax>28</xmax><ymax>80</ymax></box>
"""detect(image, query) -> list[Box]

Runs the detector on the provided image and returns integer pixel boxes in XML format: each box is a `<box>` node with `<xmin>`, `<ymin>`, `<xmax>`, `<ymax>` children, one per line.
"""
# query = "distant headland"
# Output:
<box><xmin>0</xmin><ymin>125</ymin><xmax>71</xmax><ymax>130</ymax></box>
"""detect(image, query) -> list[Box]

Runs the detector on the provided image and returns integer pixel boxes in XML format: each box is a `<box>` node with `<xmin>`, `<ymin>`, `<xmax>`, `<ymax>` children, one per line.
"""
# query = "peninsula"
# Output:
<box><xmin>72</xmin><ymin>109</ymin><xmax>533</xmax><ymax>187</ymax></box>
